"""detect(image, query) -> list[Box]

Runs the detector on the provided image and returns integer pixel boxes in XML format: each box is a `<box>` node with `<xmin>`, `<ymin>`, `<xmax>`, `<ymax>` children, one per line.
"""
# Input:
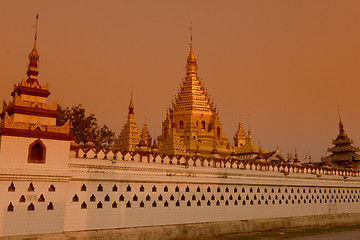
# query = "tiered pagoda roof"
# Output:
<box><xmin>172</xmin><ymin>40</ymin><xmax>214</xmax><ymax>114</ymax></box>
<box><xmin>0</xmin><ymin>15</ymin><xmax>71</xmax><ymax>141</ymax></box>
<box><xmin>158</xmin><ymin>28</ymin><xmax>229</xmax><ymax>157</ymax></box>
<box><xmin>327</xmin><ymin>117</ymin><xmax>360</xmax><ymax>168</ymax></box>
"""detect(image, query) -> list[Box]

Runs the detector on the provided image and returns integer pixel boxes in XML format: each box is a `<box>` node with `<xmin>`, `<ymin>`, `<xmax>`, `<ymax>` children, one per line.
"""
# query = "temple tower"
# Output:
<box><xmin>233</xmin><ymin>120</ymin><xmax>246</xmax><ymax>147</ymax></box>
<box><xmin>158</xmin><ymin>27</ymin><xmax>229</xmax><ymax>157</ymax></box>
<box><xmin>114</xmin><ymin>93</ymin><xmax>141</xmax><ymax>152</ymax></box>
<box><xmin>327</xmin><ymin>116</ymin><xmax>360</xmax><ymax>170</ymax></box>
<box><xmin>0</xmin><ymin>15</ymin><xmax>72</xmax><ymax>169</ymax></box>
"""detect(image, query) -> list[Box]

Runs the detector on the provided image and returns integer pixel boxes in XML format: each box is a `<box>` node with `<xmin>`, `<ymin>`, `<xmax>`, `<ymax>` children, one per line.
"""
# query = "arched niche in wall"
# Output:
<box><xmin>28</xmin><ymin>139</ymin><xmax>46</xmax><ymax>163</ymax></box>
<box><xmin>201</xmin><ymin>121</ymin><xmax>206</xmax><ymax>130</ymax></box>
<box><xmin>180</xmin><ymin>121</ymin><xmax>184</xmax><ymax>129</ymax></box>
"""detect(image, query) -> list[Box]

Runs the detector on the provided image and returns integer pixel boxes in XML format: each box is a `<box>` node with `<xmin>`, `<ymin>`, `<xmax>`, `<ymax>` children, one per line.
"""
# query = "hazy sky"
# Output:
<box><xmin>1</xmin><ymin>0</ymin><xmax>360</xmax><ymax>162</ymax></box>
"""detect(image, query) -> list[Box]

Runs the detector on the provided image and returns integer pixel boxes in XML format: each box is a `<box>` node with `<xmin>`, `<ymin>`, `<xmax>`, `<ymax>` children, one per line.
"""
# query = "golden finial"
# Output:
<box><xmin>128</xmin><ymin>84</ymin><xmax>134</xmax><ymax>116</ymax></box>
<box><xmin>186</xmin><ymin>22</ymin><xmax>197</xmax><ymax>75</ymax></box>
<box><xmin>247</xmin><ymin>115</ymin><xmax>251</xmax><ymax>142</ymax></box>
<box><xmin>337</xmin><ymin>104</ymin><xmax>345</xmax><ymax>134</ymax></box>
<box><xmin>30</xmin><ymin>14</ymin><xmax>39</xmax><ymax>57</ymax></box>
<box><xmin>237</xmin><ymin>114</ymin><xmax>243</xmax><ymax>129</ymax></box>
<box><xmin>27</xmin><ymin>14</ymin><xmax>40</xmax><ymax>84</ymax></box>
<box><xmin>34</xmin><ymin>14</ymin><xmax>39</xmax><ymax>41</ymax></box>
<box><xmin>130</xmin><ymin>93</ymin><xmax>133</xmax><ymax>107</ymax></box>
<box><xmin>190</xmin><ymin>21</ymin><xmax>193</xmax><ymax>44</ymax></box>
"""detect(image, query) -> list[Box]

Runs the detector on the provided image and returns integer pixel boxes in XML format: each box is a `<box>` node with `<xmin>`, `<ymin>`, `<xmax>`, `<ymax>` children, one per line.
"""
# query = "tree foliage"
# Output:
<box><xmin>57</xmin><ymin>104</ymin><xmax>116</xmax><ymax>149</ymax></box>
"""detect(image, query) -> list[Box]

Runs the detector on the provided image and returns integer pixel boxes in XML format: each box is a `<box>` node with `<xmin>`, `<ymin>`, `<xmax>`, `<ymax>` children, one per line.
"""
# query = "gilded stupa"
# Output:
<box><xmin>157</xmin><ymin>30</ymin><xmax>230</xmax><ymax>157</ymax></box>
<box><xmin>114</xmin><ymin>93</ymin><xmax>141</xmax><ymax>152</ymax></box>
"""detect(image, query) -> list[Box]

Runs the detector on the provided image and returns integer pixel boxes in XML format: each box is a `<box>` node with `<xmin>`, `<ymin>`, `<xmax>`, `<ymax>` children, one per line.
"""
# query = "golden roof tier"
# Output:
<box><xmin>173</xmin><ymin>39</ymin><xmax>212</xmax><ymax>113</ymax></box>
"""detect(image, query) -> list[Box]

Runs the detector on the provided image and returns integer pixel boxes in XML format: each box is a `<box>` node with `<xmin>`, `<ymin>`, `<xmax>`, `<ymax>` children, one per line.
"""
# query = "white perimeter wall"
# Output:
<box><xmin>0</xmin><ymin>136</ymin><xmax>69</xmax><ymax>169</ymax></box>
<box><xmin>1</xmin><ymin>157</ymin><xmax>360</xmax><ymax>237</ymax></box>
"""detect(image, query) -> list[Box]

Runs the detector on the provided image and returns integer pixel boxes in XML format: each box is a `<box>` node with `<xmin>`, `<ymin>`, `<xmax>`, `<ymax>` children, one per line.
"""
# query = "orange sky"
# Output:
<box><xmin>1</xmin><ymin>0</ymin><xmax>360</xmax><ymax>162</ymax></box>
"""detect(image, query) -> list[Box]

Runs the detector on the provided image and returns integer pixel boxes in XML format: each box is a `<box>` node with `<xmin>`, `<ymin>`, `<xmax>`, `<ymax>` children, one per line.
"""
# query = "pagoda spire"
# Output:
<box><xmin>27</xmin><ymin>14</ymin><xmax>40</xmax><ymax>85</ymax></box>
<box><xmin>114</xmin><ymin>88</ymin><xmax>141</xmax><ymax>152</ymax></box>
<box><xmin>186</xmin><ymin>22</ymin><xmax>198</xmax><ymax>76</ymax></box>
<box><xmin>128</xmin><ymin>89</ymin><xmax>134</xmax><ymax>117</ymax></box>
<box><xmin>234</xmin><ymin>120</ymin><xmax>246</xmax><ymax>147</ymax></box>
<box><xmin>247</xmin><ymin>117</ymin><xmax>252</xmax><ymax>142</ymax></box>
<box><xmin>338</xmin><ymin>106</ymin><xmax>345</xmax><ymax>135</ymax></box>
<box><xmin>247</xmin><ymin>128</ymin><xmax>252</xmax><ymax>142</ymax></box>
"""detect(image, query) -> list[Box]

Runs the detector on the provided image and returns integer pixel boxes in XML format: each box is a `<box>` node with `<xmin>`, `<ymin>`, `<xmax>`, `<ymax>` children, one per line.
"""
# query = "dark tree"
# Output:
<box><xmin>57</xmin><ymin>104</ymin><xmax>115</xmax><ymax>149</ymax></box>
<box><xmin>94</xmin><ymin>125</ymin><xmax>116</xmax><ymax>150</ymax></box>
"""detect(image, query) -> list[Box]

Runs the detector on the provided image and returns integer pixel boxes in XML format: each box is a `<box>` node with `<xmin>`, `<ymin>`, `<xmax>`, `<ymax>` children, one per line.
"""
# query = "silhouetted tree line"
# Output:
<box><xmin>57</xmin><ymin>104</ymin><xmax>116</xmax><ymax>149</ymax></box>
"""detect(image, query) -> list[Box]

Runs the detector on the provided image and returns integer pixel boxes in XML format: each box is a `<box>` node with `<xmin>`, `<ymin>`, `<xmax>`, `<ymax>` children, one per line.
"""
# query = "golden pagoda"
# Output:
<box><xmin>157</xmin><ymin>31</ymin><xmax>229</xmax><ymax>157</ymax></box>
<box><xmin>114</xmin><ymin>93</ymin><xmax>141</xmax><ymax>152</ymax></box>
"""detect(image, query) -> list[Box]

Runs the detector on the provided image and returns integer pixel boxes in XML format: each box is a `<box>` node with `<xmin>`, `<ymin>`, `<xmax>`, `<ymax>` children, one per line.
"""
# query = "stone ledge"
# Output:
<box><xmin>3</xmin><ymin>213</ymin><xmax>360</xmax><ymax>240</ymax></box>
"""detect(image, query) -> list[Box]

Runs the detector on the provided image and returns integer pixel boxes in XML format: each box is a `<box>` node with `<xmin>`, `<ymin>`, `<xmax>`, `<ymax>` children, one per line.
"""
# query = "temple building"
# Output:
<box><xmin>326</xmin><ymin>117</ymin><xmax>360</xmax><ymax>170</ymax></box>
<box><xmin>230</xmin><ymin>121</ymin><xmax>286</xmax><ymax>164</ymax></box>
<box><xmin>109</xmin><ymin>29</ymin><xmax>354</xmax><ymax>168</ymax></box>
<box><xmin>2</xmin><ymin>17</ymin><xmax>360</xmax><ymax>239</ymax></box>
<box><xmin>0</xmin><ymin>19</ymin><xmax>72</xmax><ymax>169</ymax></box>
<box><xmin>110</xmin><ymin>33</ymin><xmax>291</xmax><ymax>164</ymax></box>
<box><xmin>234</xmin><ymin>129</ymin><xmax>267</xmax><ymax>160</ymax></box>
<box><xmin>115</xmin><ymin>35</ymin><xmax>276</xmax><ymax>159</ymax></box>
<box><xmin>157</xmin><ymin>36</ymin><xmax>230</xmax><ymax>157</ymax></box>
